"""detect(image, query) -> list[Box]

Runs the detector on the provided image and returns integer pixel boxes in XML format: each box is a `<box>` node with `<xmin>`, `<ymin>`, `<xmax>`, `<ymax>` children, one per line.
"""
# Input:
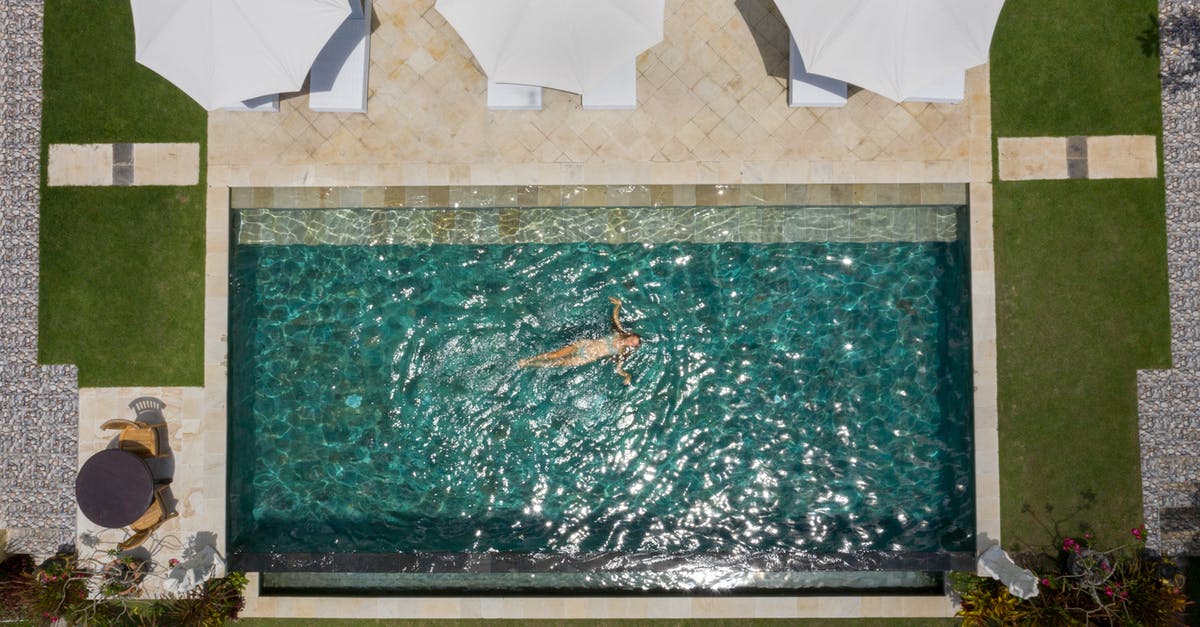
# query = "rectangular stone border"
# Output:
<box><xmin>230</xmin><ymin>183</ymin><xmax>968</xmax><ymax>211</ymax></box>
<box><xmin>966</xmin><ymin>66</ymin><xmax>1001</xmax><ymax>565</ymax></box>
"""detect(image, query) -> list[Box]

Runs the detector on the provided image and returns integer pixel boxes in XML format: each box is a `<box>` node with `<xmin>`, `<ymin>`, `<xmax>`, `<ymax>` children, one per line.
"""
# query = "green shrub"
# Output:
<box><xmin>164</xmin><ymin>571</ymin><xmax>250</xmax><ymax>626</ymax></box>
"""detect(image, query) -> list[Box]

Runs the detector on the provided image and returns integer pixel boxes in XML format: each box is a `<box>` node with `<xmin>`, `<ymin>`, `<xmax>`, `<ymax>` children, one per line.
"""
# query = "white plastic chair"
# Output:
<box><xmin>788</xmin><ymin>36</ymin><xmax>846</xmax><ymax>108</ymax></box>
<box><xmin>487</xmin><ymin>81</ymin><xmax>543</xmax><ymax>110</ymax></box>
<box><xmin>903</xmin><ymin>71</ymin><xmax>965</xmax><ymax>104</ymax></box>
<box><xmin>582</xmin><ymin>58</ymin><xmax>637</xmax><ymax>110</ymax></box>
<box><xmin>309</xmin><ymin>0</ymin><xmax>372</xmax><ymax>113</ymax></box>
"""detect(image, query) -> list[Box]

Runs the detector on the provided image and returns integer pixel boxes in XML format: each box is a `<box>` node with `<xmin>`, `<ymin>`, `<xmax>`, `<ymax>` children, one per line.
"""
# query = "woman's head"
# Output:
<box><xmin>623</xmin><ymin>333</ymin><xmax>642</xmax><ymax>348</ymax></box>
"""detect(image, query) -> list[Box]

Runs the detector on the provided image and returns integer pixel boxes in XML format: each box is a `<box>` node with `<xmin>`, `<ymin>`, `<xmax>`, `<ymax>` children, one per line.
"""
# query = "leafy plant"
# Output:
<box><xmin>164</xmin><ymin>571</ymin><xmax>250</xmax><ymax>626</ymax></box>
<box><xmin>98</xmin><ymin>552</ymin><xmax>147</xmax><ymax>597</ymax></box>
<box><xmin>953</xmin><ymin>524</ymin><xmax>1190</xmax><ymax>625</ymax></box>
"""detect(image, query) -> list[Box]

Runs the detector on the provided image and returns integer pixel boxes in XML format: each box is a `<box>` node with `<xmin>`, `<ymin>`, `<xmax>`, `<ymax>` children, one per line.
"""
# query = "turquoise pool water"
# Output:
<box><xmin>228</xmin><ymin>214</ymin><xmax>973</xmax><ymax>585</ymax></box>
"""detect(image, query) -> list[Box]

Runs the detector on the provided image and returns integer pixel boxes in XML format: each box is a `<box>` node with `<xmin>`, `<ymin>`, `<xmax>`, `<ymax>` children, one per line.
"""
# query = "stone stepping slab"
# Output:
<box><xmin>235</xmin><ymin>205</ymin><xmax>962</xmax><ymax>247</ymax></box>
<box><xmin>998</xmin><ymin>135</ymin><xmax>1157</xmax><ymax>181</ymax></box>
<box><xmin>47</xmin><ymin>142</ymin><xmax>199</xmax><ymax>186</ymax></box>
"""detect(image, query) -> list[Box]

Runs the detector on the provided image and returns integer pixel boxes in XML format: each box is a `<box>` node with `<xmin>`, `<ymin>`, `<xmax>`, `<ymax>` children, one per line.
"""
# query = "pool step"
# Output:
<box><xmin>235</xmin><ymin>205</ymin><xmax>962</xmax><ymax>247</ymax></box>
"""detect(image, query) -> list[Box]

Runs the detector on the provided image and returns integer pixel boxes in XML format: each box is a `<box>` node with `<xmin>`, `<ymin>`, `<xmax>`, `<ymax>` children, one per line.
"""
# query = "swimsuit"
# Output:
<box><xmin>579</xmin><ymin>336</ymin><xmax>616</xmax><ymax>359</ymax></box>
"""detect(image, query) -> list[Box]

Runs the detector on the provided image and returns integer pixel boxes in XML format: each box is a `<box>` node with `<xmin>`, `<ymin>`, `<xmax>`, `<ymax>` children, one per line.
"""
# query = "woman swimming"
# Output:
<box><xmin>518</xmin><ymin>297</ymin><xmax>642</xmax><ymax>385</ymax></box>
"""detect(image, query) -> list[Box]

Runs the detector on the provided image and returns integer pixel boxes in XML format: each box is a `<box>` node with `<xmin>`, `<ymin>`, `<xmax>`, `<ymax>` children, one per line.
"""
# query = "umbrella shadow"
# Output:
<box><xmin>309</xmin><ymin>0</ymin><xmax>377</xmax><ymax>94</ymax></box>
<box><xmin>735</xmin><ymin>0</ymin><xmax>789</xmax><ymax>80</ymax></box>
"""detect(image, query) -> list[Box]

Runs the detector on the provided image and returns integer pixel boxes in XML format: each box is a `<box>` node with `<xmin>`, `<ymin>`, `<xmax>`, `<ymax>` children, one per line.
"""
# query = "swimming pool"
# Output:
<box><xmin>228</xmin><ymin>204</ymin><xmax>973</xmax><ymax>593</ymax></box>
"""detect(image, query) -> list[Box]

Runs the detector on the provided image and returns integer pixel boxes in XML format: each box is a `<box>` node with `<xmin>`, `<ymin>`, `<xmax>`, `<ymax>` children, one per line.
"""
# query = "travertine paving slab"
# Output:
<box><xmin>998</xmin><ymin>135</ymin><xmax>1158</xmax><ymax>181</ymax></box>
<box><xmin>47</xmin><ymin>142</ymin><xmax>201</xmax><ymax>186</ymax></box>
<box><xmin>997</xmin><ymin>137</ymin><xmax>1068</xmax><ymax>181</ymax></box>
<box><xmin>47</xmin><ymin>143</ymin><xmax>113</xmax><ymax>186</ymax></box>
<box><xmin>1087</xmin><ymin>135</ymin><xmax>1158</xmax><ymax>179</ymax></box>
<box><xmin>240</xmin><ymin>587</ymin><xmax>957</xmax><ymax>619</ymax></box>
<box><xmin>132</xmin><ymin>143</ymin><xmax>201</xmax><ymax>185</ymax></box>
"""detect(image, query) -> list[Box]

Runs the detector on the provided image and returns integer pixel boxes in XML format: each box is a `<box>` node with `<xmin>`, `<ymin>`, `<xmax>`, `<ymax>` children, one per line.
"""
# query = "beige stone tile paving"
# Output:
<box><xmin>207</xmin><ymin>0</ymin><xmax>981</xmax><ymax>188</ymax></box>
<box><xmin>132</xmin><ymin>143</ymin><xmax>201</xmax><ymax>186</ymax></box>
<box><xmin>965</xmin><ymin>62</ymin><xmax>1001</xmax><ymax>565</ymax></box>
<box><xmin>997</xmin><ymin>137</ymin><xmax>1068</xmax><ymax>181</ymax></box>
<box><xmin>998</xmin><ymin>134</ymin><xmax>1159</xmax><ymax>181</ymax></box>
<box><xmin>47</xmin><ymin>143</ymin><xmax>113</xmax><ymax>186</ymax></box>
<box><xmin>1088</xmin><ymin>135</ymin><xmax>1158</xmax><ymax>179</ymax></box>
<box><xmin>76</xmin><ymin>387</ymin><xmax>221</xmax><ymax>598</ymax></box>
<box><xmin>241</xmin><ymin>587</ymin><xmax>956</xmax><ymax>619</ymax></box>
<box><xmin>47</xmin><ymin>142</ymin><xmax>201</xmax><ymax>186</ymax></box>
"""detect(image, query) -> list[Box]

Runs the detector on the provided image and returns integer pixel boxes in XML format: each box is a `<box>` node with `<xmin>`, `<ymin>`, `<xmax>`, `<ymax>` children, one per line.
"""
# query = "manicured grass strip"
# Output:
<box><xmin>40</xmin><ymin>0</ymin><xmax>207</xmax><ymax>385</ymax></box>
<box><xmin>990</xmin><ymin>0</ymin><xmax>1163</xmax><ymax>137</ymax></box>
<box><xmin>0</xmin><ymin>594</ymin><xmax>960</xmax><ymax>626</ymax></box>
<box><xmin>38</xmin><ymin>186</ymin><xmax>205</xmax><ymax>387</ymax></box>
<box><xmin>41</xmin><ymin>0</ymin><xmax>206</xmax><ymax>143</ymax></box>
<box><xmin>994</xmin><ymin>179</ymin><xmax>1170</xmax><ymax>551</ymax></box>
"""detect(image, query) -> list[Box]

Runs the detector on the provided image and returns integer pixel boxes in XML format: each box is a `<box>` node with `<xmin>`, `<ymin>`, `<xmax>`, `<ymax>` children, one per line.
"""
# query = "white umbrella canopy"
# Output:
<box><xmin>435</xmin><ymin>0</ymin><xmax>665</xmax><ymax>96</ymax></box>
<box><xmin>774</xmin><ymin>0</ymin><xmax>1005</xmax><ymax>102</ymax></box>
<box><xmin>131</xmin><ymin>0</ymin><xmax>352</xmax><ymax>110</ymax></box>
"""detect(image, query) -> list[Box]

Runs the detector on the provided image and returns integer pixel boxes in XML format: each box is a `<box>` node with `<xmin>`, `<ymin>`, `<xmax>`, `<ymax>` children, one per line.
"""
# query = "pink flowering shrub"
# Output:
<box><xmin>954</xmin><ymin>523</ymin><xmax>1190</xmax><ymax>625</ymax></box>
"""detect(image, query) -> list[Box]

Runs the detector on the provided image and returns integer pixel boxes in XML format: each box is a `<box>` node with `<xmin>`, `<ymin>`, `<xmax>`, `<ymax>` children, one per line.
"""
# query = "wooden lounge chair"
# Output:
<box><xmin>118</xmin><ymin>485</ymin><xmax>178</xmax><ymax>551</ymax></box>
<box><xmin>101</xmin><ymin>419</ymin><xmax>168</xmax><ymax>459</ymax></box>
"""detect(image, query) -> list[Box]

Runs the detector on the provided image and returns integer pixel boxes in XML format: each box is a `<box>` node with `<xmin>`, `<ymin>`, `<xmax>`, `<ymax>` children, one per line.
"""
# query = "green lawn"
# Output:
<box><xmin>989</xmin><ymin>0</ymin><xmax>1170</xmax><ymax>549</ymax></box>
<box><xmin>990</xmin><ymin>0</ymin><xmax>1163</xmax><ymax>136</ymax></box>
<box><xmin>38</xmin><ymin>0</ymin><xmax>206</xmax><ymax>386</ymax></box>
<box><xmin>992</xmin><ymin>180</ymin><xmax>1170</xmax><ymax>551</ymax></box>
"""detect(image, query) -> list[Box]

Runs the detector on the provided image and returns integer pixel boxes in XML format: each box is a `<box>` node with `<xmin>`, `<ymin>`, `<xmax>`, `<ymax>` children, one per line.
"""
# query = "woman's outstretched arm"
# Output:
<box><xmin>614</xmin><ymin>354</ymin><xmax>632</xmax><ymax>385</ymax></box>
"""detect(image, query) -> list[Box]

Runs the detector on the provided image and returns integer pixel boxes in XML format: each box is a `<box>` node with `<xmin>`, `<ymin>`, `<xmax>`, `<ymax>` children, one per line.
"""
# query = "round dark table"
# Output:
<box><xmin>75</xmin><ymin>449</ymin><xmax>155</xmax><ymax>528</ymax></box>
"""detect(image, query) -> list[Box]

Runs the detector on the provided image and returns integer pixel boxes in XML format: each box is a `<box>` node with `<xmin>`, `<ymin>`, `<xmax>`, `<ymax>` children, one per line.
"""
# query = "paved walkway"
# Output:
<box><xmin>0</xmin><ymin>0</ymin><xmax>79</xmax><ymax>558</ymax></box>
<box><xmin>1137</xmin><ymin>0</ymin><xmax>1200</xmax><ymax>556</ymax></box>
<box><xmin>997</xmin><ymin>135</ymin><xmax>1158</xmax><ymax>180</ymax></box>
<box><xmin>46</xmin><ymin>142</ymin><xmax>200</xmax><ymax>186</ymax></box>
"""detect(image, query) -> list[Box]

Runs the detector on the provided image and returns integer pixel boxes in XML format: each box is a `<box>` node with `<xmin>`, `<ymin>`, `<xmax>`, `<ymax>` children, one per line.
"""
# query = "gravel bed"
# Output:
<box><xmin>1138</xmin><ymin>0</ymin><xmax>1200</xmax><ymax>556</ymax></box>
<box><xmin>0</xmin><ymin>0</ymin><xmax>79</xmax><ymax>559</ymax></box>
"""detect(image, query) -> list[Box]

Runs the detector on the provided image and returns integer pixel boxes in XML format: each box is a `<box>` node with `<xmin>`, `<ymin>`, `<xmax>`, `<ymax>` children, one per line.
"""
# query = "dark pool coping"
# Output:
<box><xmin>231</xmin><ymin>550</ymin><xmax>975</xmax><ymax>575</ymax></box>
